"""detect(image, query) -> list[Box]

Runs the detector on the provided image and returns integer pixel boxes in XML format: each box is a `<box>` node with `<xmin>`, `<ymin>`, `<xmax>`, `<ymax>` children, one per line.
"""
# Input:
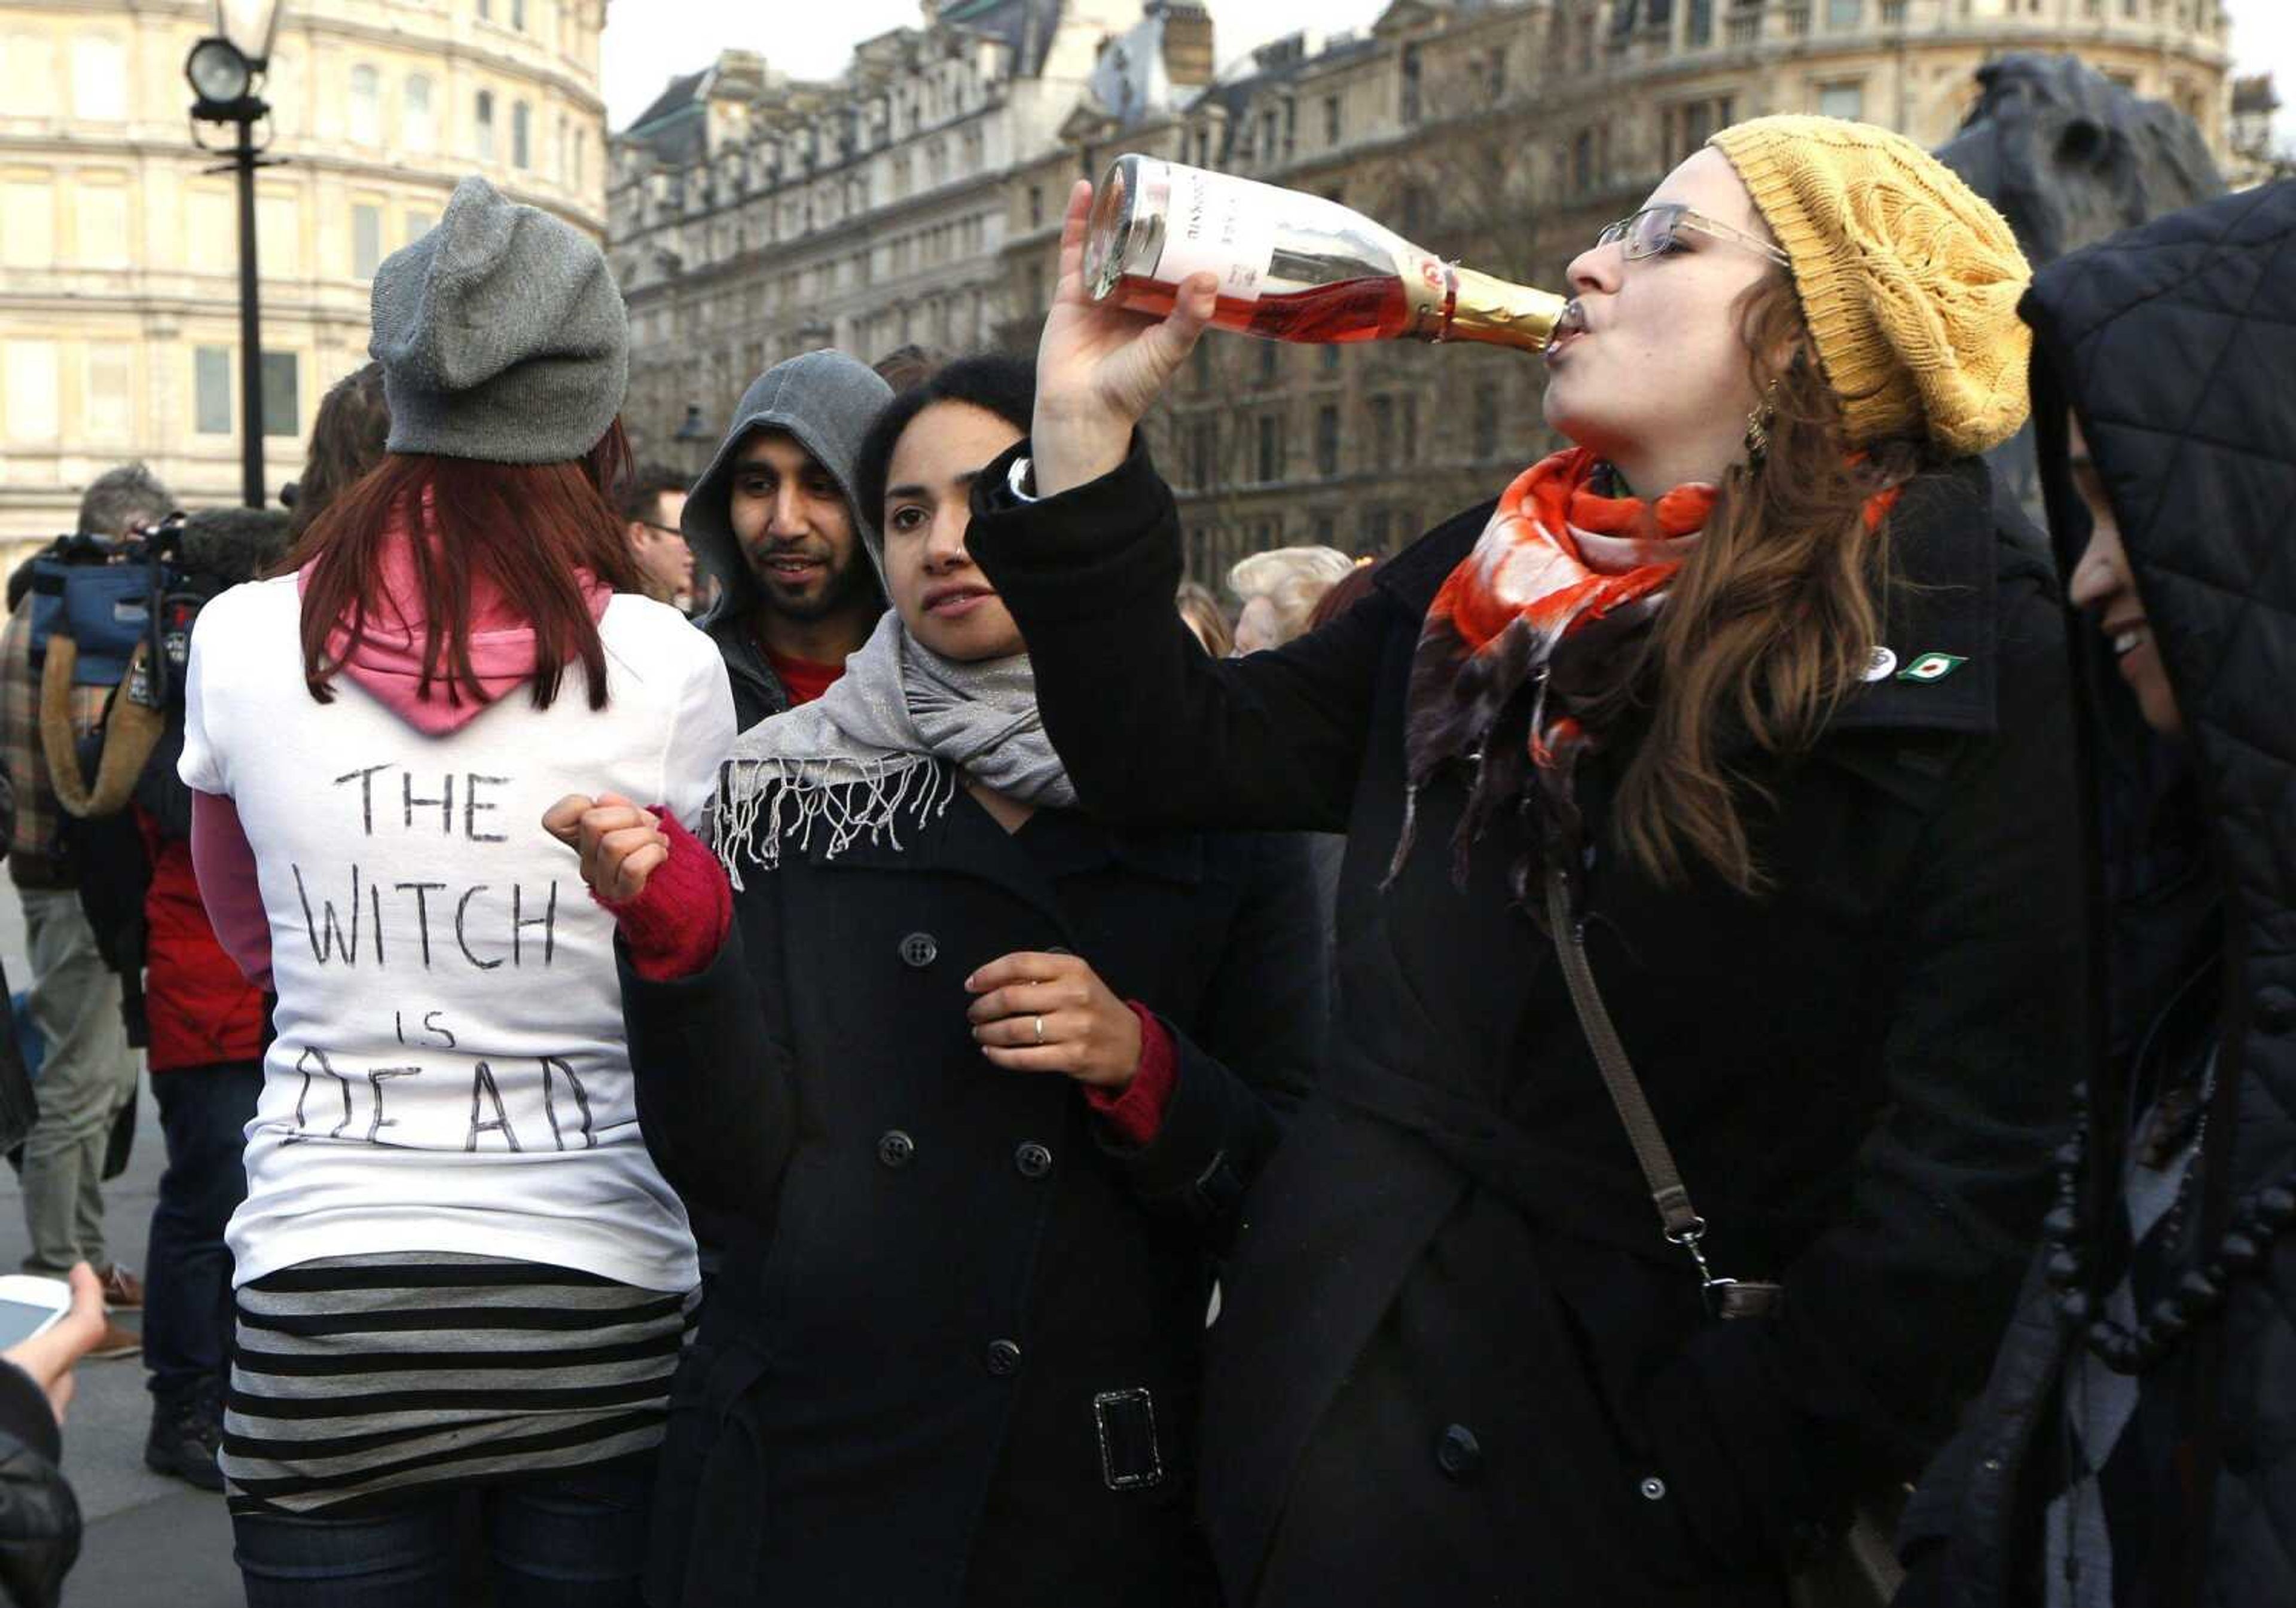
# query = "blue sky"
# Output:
<box><xmin>607</xmin><ymin>1</ymin><xmax>2295</xmax><ymax>149</ymax></box>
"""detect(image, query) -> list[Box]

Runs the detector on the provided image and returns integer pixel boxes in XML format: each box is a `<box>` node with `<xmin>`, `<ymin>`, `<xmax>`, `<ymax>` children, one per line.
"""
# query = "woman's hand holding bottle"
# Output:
<box><xmin>1031</xmin><ymin>180</ymin><xmax>1217</xmax><ymax>500</ymax></box>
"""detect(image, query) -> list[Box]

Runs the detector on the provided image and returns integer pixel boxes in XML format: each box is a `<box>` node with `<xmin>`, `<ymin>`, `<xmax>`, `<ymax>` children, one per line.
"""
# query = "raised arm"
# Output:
<box><xmin>967</xmin><ymin>180</ymin><xmax>1387</xmax><ymax>833</ymax></box>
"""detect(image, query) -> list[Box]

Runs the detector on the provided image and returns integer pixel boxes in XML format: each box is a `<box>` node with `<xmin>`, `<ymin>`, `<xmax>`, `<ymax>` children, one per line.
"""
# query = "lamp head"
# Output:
<box><xmin>215</xmin><ymin>0</ymin><xmax>282</xmax><ymax>68</ymax></box>
<box><xmin>186</xmin><ymin>36</ymin><xmax>252</xmax><ymax>112</ymax></box>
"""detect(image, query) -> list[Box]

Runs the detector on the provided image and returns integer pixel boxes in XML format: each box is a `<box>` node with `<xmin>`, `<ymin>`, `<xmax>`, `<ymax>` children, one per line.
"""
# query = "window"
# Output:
<box><xmin>1027</xmin><ymin>185</ymin><xmax>1042</xmax><ymax>228</ymax></box>
<box><xmin>1819</xmin><ymin>81</ymin><xmax>1866</xmax><ymax>121</ymax></box>
<box><xmin>74</xmin><ymin>184</ymin><xmax>129</xmax><ymax>268</ymax></box>
<box><xmin>83</xmin><ymin>345</ymin><xmax>132</xmax><ymax>444</ymax></box>
<box><xmin>476</xmin><ymin>91</ymin><xmax>496</xmax><ymax>162</ymax></box>
<box><xmin>1192</xmin><ymin>418</ymin><xmax>1218</xmax><ymax>489</ymax></box>
<box><xmin>4</xmin><ymin>341</ymin><xmax>58</xmax><ymax>442</ymax></box>
<box><xmin>1828</xmin><ymin>0</ymin><xmax>1863</xmax><ymax>23</ymax></box>
<box><xmin>1257</xmin><ymin>414</ymin><xmax>1284</xmax><ymax>481</ymax></box>
<box><xmin>69</xmin><ymin>35</ymin><xmax>126</xmax><ymax>121</ymax></box>
<box><xmin>405</xmin><ymin>209</ymin><xmax>437</xmax><ymax>246</ymax></box>
<box><xmin>194</xmin><ymin>347</ymin><xmax>233</xmax><ymax>435</ymax></box>
<box><xmin>257</xmin><ymin>191</ymin><xmax>299</xmax><ymax>275</ymax></box>
<box><xmin>349</xmin><ymin>65</ymin><xmax>381</xmax><ymax>145</ymax></box>
<box><xmin>353</xmin><ymin>203</ymin><xmax>383</xmax><ymax>278</ymax></box>
<box><xmin>1401</xmin><ymin>44</ymin><xmax>1422</xmax><ymax>124</ymax></box>
<box><xmin>1369</xmin><ymin>396</ymin><xmax>1394</xmax><ymax>470</ymax></box>
<box><xmin>1322</xmin><ymin>343</ymin><xmax>1341</xmax><ymax>374</ymax></box>
<box><xmin>513</xmin><ymin>101</ymin><xmax>532</xmax><ymax>169</ymax></box>
<box><xmin>261</xmin><ymin>351</ymin><xmax>300</xmax><ymax>438</ymax></box>
<box><xmin>1259</xmin><ymin>341</ymin><xmax>1279</xmax><ymax>384</ymax></box>
<box><xmin>2</xmin><ymin>178</ymin><xmax>52</xmax><ymax>268</ymax></box>
<box><xmin>1689</xmin><ymin>0</ymin><xmax>1714</xmax><ymax>44</ymax></box>
<box><xmin>477</xmin><ymin>0</ymin><xmax>491</xmax><ymax>18</ymax></box>
<box><xmin>1324</xmin><ymin>95</ymin><xmax>1342</xmax><ymax>143</ymax></box>
<box><xmin>1473</xmin><ymin>384</ymin><xmax>1500</xmax><ymax>460</ymax></box>
<box><xmin>404</xmin><ymin>75</ymin><xmax>436</xmax><ymax>151</ymax></box>
<box><xmin>1315</xmin><ymin>403</ymin><xmax>1339</xmax><ymax>477</ymax></box>
<box><xmin>3</xmin><ymin>35</ymin><xmax>57</xmax><ymax>115</ymax></box>
<box><xmin>574</xmin><ymin>130</ymin><xmax>587</xmax><ymax>191</ymax></box>
<box><xmin>511</xmin><ymin>0</ymin><xmax>526</xmax><ymax>26</ymax></box>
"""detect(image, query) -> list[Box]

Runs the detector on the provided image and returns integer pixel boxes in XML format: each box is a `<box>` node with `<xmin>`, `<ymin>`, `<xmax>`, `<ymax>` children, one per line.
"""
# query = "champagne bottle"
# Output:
<box><xmin>1083</xmin><ymin>154</ymin><xmax>1565</xmax><ymax>353</ymax></box>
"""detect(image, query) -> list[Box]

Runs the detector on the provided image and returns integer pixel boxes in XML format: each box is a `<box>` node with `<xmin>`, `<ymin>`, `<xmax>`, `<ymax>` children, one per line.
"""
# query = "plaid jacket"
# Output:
<box><xmin>0</xmin><ymin>589</ymin><xmax>112</xmax><ymax>885</ymax></box>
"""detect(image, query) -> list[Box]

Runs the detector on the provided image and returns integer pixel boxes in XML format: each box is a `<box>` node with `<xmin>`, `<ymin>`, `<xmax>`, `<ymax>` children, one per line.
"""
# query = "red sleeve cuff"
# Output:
<box><xmin>597</xmin><ymin>808</ymin><xmax>732</xmax><ymax>982</ymax></box>
<box><xmin>1087</xmin><ymin>1002</ymin><xmax>1178</xmax><ymax>1147</ymax></box>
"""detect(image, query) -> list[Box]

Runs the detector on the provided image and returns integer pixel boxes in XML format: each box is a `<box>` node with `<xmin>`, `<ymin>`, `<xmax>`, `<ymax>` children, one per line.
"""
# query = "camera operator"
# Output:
<box><xmin>0</xmin><ymin>467</ymin><xmax>164</xmax><ymax>1358</ymax></box>
<box><xmin>63</xmin><ymin>510</ymin><xmax>288</xmax><ymax>1490</ymax></box>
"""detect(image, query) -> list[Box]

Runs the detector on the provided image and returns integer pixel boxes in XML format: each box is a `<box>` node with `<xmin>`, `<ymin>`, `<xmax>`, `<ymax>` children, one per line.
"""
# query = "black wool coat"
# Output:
<box><xmin>1898</xmin><ymin>180</ymin><xmax>2296</xmax><ymax>1608</ymax></box>
<box><xmin>969</xmin><ymin>442</ymin><xmax>2087</xmax><ymax>1606</ymax></box>
<box><xmin>621</xmin><ymin>782</ymin><xmax>1322</xmax><ymax>1607</ymax></box>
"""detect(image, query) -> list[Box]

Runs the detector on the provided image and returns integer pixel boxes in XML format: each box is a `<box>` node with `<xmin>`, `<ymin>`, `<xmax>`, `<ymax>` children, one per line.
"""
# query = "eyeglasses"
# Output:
<box><xmin>1594</xmin><ymin>204</ymin><xmax>1791</xmax><ymax>268</ymax></box>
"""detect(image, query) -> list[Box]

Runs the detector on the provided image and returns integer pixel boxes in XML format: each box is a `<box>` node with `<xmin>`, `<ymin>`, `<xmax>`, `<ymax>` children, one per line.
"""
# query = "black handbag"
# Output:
<box><xmin>1543</xmin><ymin>867</ymin><xmax>1904</xmax><ymax>1608</ymax></box>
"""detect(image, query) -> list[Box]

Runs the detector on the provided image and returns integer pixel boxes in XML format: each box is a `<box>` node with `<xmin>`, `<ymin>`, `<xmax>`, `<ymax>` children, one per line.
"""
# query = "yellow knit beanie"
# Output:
<box><xmin>1708</xmin><ymin>115</ymin><xmax>2034</xmax><ymax>457</ymax></box>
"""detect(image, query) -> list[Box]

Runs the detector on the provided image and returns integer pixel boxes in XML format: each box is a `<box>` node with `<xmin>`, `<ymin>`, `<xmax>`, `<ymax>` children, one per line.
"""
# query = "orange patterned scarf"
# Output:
<box><xmin>1396</xmin><ymin>447</ymin><xmax>1715</xmax><ymax>891</ymax></box>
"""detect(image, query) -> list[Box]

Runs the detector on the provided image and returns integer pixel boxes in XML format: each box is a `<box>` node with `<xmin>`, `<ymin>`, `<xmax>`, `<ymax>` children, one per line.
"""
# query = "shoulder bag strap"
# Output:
<box><xmin>1544</xmin><ymin>866</ymin><xmax>1780</xmax><ymax>1320</ymax></box>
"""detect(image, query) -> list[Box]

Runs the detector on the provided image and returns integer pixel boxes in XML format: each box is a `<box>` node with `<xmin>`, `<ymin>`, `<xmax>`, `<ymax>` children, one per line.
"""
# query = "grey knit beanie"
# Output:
<box><xmin>370</xmin><ymin>175</ymin><xmax>628</xmax><ymax>463</ymax></box>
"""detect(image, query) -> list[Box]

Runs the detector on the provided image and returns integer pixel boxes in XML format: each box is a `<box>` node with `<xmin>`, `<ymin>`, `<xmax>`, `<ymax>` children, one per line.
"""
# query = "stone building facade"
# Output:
<box><xmin>612</xmin><ymin>0</ymin><xmax>2230</xmax><ymax>585</ymax></box>
<box><xmin>607</xmin><ymin>0</ymin><xmax>1215</xmax><ymax>472</ymax></box>
<box><xmin>1020</xmin><ymin>0</ymin><xmax>2234</xmax><ymax>584</ymax></box>
<box><xmin>0</xmin><ymin>0</ymin><xmax>610</xmax><ymax>546</ymax></box>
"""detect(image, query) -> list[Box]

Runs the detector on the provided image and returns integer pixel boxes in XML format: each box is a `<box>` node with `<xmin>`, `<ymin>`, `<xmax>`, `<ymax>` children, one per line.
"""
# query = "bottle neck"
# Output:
<box><xmin>1442</xmin><ymin>267</ymin><xmax>1567</xmax><ymax>352</ymax></box>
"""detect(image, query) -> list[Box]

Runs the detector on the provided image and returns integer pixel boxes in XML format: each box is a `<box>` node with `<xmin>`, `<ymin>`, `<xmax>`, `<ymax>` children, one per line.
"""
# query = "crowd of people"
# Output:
<box><xmin>0</xmin><ymin>116</ymin><xmax>2283</xmax><ymax>1608</ymax></box>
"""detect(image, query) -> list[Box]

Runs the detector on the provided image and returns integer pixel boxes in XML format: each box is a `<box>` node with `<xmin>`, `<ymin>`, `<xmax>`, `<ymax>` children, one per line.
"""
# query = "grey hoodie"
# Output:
<box><xmin>683</xmin><ymin>350</ymin><xmax>894</xmax><ymax>731</ymax></box>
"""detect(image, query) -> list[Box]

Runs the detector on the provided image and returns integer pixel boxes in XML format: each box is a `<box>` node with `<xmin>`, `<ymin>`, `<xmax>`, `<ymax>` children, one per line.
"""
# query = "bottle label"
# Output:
<box><xmin>1153</xmin><ymin>167</ymin><xmax>1278</xmax><ymax>305</ymax></box>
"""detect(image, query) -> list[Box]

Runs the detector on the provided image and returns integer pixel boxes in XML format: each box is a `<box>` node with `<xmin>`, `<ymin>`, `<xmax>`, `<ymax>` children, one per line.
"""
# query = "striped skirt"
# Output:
<box><xmin>223</xmin><ymin>1252</ymin><xmax>697</xmax><ymax>1515</ymax></box>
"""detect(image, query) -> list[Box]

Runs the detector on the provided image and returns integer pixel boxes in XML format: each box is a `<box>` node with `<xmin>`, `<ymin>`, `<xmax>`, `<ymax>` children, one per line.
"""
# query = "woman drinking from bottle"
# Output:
<box><xmin>963</xmin><ymin>119</ymin><xmax>2086</xmax><ymax>1605</ymax></box>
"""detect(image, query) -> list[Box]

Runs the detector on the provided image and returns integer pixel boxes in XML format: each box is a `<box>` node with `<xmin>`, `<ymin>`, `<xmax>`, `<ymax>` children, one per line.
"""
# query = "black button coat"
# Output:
<box><xmin>1898</xmin><ymin>179</ymin><xmax>2296</xmax><ymax>1608</ymax></box>
<box><xmin>621</xmin><ymin>783</ymin><xmax>1322</xmax><ymax>1607</ymax></box>
<box><xmin>969</xmin><ymin>441</ymin><xmax>2087</xmax><ymax>1606</ymax></box>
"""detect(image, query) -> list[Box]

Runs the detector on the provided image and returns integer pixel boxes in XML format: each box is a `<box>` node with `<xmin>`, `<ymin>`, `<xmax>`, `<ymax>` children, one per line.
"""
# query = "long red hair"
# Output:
<box><xmin>282</xmin><ymin>421</ymin><xmax>642</xmax><ymax>713</ymax></box>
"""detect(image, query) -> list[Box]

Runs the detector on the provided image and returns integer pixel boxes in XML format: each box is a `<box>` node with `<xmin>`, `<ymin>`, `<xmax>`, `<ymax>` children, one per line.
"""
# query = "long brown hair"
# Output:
<box><xmin>284</xmin><ymin>421</ymin><xmax>642</xmax><ymax>713</ymax></box>
<box><xmin>289</xmin><ymin>362</ymin><xmax>392</xmax><ymax>542</ymax></box>
<box><xmin>1606</xmin><ymin>274</ymin><xmax>1928</xmax><ymax>892</ymax></box>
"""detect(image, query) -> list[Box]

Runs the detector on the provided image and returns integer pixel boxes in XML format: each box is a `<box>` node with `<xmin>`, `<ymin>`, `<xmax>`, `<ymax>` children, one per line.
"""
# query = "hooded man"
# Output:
<box><xmin>1897</xmin><ymin>179</ymin><xmax>2296</xmax><ymax>1608</ymax></box>
<box><xmin>683</xmin><ymin>352</ymin><xmax>894</xmax><ymax>729</ymax></box>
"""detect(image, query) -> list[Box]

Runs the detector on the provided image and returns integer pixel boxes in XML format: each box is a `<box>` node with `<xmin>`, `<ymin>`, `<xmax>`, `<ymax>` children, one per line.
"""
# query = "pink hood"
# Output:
<box><xmin>300</xmin><ymin>514</ymin><xmax>611</xmax><ymax>736</ymax></box>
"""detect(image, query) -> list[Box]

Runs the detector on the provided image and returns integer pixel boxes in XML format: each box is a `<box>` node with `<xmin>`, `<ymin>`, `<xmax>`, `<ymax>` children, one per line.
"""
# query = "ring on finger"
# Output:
<box><xmin>1034</xmin><ymin>1015</ymin><xmax>1046</xmax><ymax>1046</ymax></box>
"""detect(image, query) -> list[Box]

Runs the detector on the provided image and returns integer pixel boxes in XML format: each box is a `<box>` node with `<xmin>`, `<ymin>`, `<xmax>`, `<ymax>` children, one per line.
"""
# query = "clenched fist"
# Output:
<box><xmin>542</xmin><ymin>791</ymin><xmax>668</xmax><ymax>904</ymax></box>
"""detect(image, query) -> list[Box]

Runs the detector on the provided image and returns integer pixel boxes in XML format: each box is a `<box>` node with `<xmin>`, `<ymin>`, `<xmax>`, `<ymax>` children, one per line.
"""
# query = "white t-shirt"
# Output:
<box><xmin>179</xmin><ymin>576</ymin><xmax>737</xmax><ymax>1292</ymax></box>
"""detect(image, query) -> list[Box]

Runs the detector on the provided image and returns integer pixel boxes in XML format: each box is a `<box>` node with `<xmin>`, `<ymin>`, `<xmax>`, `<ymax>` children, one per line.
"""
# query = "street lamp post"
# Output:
<box><xmin>186</xmin><ymin>1</ymin><xmax>284</xmax><ymax>510</ymax></box>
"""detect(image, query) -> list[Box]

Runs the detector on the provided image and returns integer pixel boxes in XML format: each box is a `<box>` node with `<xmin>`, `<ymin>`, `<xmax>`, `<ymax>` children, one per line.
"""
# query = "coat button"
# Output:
<box><xmin>899</xmin><ymin>932</ymin><xmax>938</xmax><ymax>968</ymax></box>
<box><xmin>984</xmin><ymin>1339</ymin><xmax>1022</xmax><ymax>1377</ymax></box>
<box><xmin>2258</xmin><ymin>986</ymin><xmax>2296</xmax><ymax>1034</ymax></box>
<box><xmin>1638</xmin><ymin>1475</ymin><xmax>1668</xmax><ymax>1501</ymax></box>
<box><xmin>877</xmin><ymin>1130</ymin><xmax>915</xmax><ymax>1169</ymax></box>
<box><xmin>1435</xmin><ymin>1424</ymin><xmax>1482</xmax><ymax>1482</ymax></box>
<box><xmin>1013</xmin><ymin>1141</ymin><xmax>1053</xmax><ymax>1179</ymax></box>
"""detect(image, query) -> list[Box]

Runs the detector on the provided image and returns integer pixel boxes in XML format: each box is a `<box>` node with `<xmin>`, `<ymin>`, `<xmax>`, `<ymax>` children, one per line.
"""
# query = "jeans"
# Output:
<box><xmin>231</xmin><ymin>1458</ymin><xmax>657</xmax><ymax>1607</ymax></box>
<box><xmin>17</xmin><ymin>885</ymin><xmax>135</xmax><ymax>1271</ymax></box>
<box><xmin>142</xmin><ymin>1061</ymin><xmax>262</xmax><ymax>1408</ymax></box>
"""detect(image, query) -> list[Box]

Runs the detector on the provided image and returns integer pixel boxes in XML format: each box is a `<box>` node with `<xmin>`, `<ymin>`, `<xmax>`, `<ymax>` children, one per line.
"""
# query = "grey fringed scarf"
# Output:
<box><xmin>715</xmin><ymin>611</ymin><xmax>1076</xmax><ymax>884</ymax></box>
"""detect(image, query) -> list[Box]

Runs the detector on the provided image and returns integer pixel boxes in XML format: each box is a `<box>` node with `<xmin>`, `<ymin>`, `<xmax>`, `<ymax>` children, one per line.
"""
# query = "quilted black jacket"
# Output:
<box><xmin>1898</xmin><ymin>180</ymin><xmax>2296</xmax><ymax>1607</ymax></box>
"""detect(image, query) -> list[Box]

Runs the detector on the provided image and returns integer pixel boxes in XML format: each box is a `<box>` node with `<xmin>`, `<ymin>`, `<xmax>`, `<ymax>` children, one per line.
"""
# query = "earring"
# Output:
<box><xmin>1742</xmin><ymin>380</ymin><xmax>1782</xmax><ymax>470</ymax></box>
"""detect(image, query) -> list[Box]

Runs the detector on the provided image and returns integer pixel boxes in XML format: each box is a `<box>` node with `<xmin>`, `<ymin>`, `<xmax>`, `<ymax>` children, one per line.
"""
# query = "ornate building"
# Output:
<box><xmin>1015</xmin><ymin>0</ymin><xmax>2234</xmax><ymax>583</ymax></box>
<box><xmin>0</xmin><ymin>0</ymin><xmax>610</xmax><ymax>545</ymax></box>
<box><xmin>609</xmin><ymin>1</ymin><xmax>1216</xmax><ymax>469</ymax></box>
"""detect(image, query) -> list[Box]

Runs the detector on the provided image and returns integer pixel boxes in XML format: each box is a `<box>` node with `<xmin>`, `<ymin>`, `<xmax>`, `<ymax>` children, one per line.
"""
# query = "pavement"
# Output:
<box><xmin>0</xmin><ymin>894</ymin><xmax>243</xmax><ymax>1606</ymax></box>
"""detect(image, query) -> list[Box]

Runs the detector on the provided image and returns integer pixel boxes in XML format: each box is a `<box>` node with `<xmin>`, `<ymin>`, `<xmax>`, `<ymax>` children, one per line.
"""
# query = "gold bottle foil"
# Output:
<box><xmin>1442</xmin><ymin>266</ymin><xmax>1568</xmax><ymax>351</ymax></box>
